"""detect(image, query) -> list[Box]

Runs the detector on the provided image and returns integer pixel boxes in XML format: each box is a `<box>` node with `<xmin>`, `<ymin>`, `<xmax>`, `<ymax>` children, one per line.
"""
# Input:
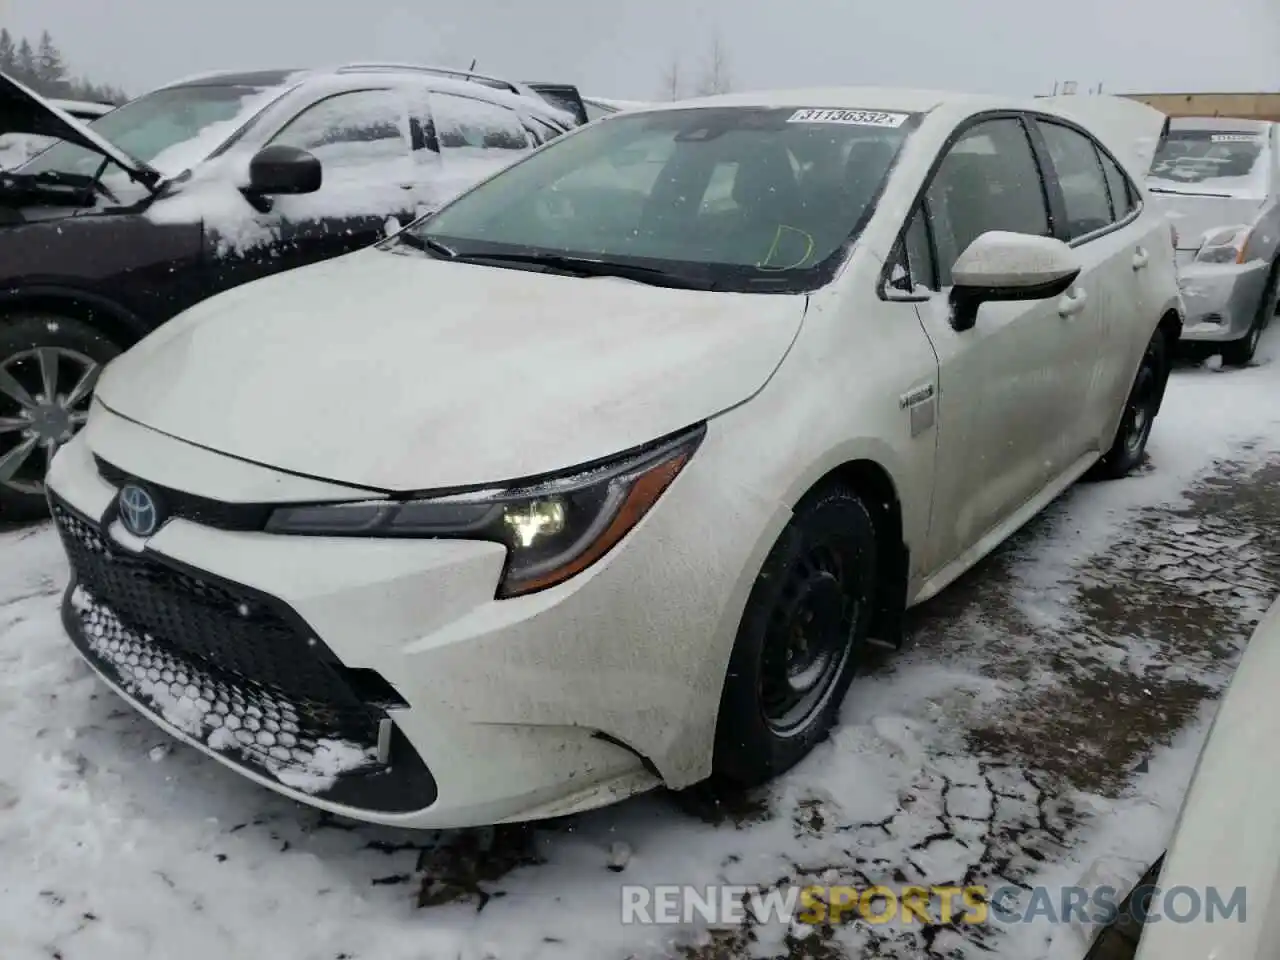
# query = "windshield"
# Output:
<box><xmin>407</xmin><ymin>106</ymin><xmax>915</xmax><ymax>292</ymax></box>
<box><xmin>21</xmin><ymin>82</ymin><xmax>287</xmax><ymax>180</ymax></box>
<box><xmin>1148</xmin><ymin>128</ymin><xmax>1272</xmax><ymax>197</ymax></box>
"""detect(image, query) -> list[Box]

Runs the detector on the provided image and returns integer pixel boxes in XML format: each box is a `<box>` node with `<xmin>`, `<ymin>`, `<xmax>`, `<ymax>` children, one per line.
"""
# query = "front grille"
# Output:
<box><xmin>95</xmin><ymin>456</ymin><xmax>272</xmax><ymax>532</ymax></box>
<box><xmin>53</xmin><ymin>501</ymin><xmax>385</xmax><ymax>780</ymax></box>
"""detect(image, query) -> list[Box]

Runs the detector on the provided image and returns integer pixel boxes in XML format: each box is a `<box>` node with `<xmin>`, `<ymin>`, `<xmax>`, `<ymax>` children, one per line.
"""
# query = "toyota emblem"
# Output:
<box><xmin>117</xmin><ymin>483</ymin><xmax>162</xmax><ymax>538</ymax></box>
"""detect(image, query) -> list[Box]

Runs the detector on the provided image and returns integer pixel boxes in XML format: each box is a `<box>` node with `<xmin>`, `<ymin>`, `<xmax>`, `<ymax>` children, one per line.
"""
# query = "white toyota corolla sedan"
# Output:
<box><xmin>45</xmin><ymin>88</ymin><xmax>1183</xmax><ymax>828</ymax></box>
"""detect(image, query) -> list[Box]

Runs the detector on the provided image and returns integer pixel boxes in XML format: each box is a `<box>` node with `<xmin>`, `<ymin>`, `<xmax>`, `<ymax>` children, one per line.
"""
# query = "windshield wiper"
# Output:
<box><xmin>389</xmin><ymin>232</ymin><xmax>457</xmax><ymax>258</ymax></box>
<box><xmin>1148</xmin><ymin>186</ymin><xmax>1234</xmax><ymax>198</ymax></box>
<box><xmin>448</xmin><ymin>252</ymin><xmax>718</xmax><ymax>290</ymax></box>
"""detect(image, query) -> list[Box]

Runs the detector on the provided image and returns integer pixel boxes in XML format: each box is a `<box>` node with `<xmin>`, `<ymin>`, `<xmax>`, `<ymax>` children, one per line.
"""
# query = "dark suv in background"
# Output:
<box><xmin>0</xmin><ymin>65</ymin><xmax>585</xmax><ymax>519</ymax></box>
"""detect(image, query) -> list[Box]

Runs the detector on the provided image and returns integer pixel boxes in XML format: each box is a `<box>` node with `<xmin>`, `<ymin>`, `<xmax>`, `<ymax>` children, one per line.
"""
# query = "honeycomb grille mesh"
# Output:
<box><xmin>53</xmin><ymin>502</ymin><xmax>382</xmax><ymax>787</ymax></box>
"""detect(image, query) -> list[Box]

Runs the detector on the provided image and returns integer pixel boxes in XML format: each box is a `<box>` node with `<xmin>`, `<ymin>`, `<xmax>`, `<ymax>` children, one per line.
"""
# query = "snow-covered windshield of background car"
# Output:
<box><xmin>1148</xmin><ymin>129</ymin><xmax>1271</xmax><ymax>198</ymax></box>
<box><xmin>409</xmin><ymin>106</ymin><xmax>915</xmax><ymax>292</ymax></box>
<box><xmin>21</xmin><ymin>82</ymin><xmax>289</xmax><ymax>180</ymax></box>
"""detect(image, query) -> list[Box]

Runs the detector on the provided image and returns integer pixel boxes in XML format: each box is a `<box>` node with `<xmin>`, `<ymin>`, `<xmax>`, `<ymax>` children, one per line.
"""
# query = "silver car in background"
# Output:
<box><xmin>1147</xmin><ymin>117</ymin><xmax>1280</xmax><ymax>365</ymax></box>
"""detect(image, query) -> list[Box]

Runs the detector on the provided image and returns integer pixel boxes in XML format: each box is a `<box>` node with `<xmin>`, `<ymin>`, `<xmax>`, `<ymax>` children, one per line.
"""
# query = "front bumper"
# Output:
<box><xmin>1175</xmin><ymin>256</ymin><xmax>1269</xmax><ymax>342</ymax></box>
<box><xmin>45</xmin><ymin>407</ymin><xmax>782</xmax><ymax>828</ymax></box>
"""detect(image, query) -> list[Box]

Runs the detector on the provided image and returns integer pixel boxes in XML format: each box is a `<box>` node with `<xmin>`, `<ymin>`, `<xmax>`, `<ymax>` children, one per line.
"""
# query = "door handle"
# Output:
<box><xmin>1058</xmin><ymin>287</ymin><xmax>1088</xmax><ymax>318</ymax></box>
<box><xmin>398</xmin><ymin>183</ymin><xmax>415</xmax><ymax>190</ymax></box>
<box><xmin>1132</xmin><ymin>247</ymin><xmax>1150</xmax><ymax>270</ymax></box>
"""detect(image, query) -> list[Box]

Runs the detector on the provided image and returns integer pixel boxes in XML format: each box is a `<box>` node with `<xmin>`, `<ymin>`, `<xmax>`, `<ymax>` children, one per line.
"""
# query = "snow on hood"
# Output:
<box><xmin>1148</xmin><ymin>193</ymin><xmax>1268</xmax><ymax>251</ymax></box>
<box><xmin>94</xmin><ymin>249</ymin><xmax>806</xmax><ymax>491</ymax></box>
<box><xmin>1037</xmin><ymin>94</ymin><xmax>1169</xmax><ymax>180</ymax></box>
<box><xmin>0</xmin><ymin>71</ymin><xmax>153</xmax><ymax>181</ymax></box>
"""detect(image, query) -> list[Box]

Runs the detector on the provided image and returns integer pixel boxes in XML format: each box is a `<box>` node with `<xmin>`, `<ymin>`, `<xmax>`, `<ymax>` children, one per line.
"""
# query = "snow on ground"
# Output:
<box><xmin>2</xmin><ymin>331</ymin><xmax>1279</xmax><ymax>960</ymax></box>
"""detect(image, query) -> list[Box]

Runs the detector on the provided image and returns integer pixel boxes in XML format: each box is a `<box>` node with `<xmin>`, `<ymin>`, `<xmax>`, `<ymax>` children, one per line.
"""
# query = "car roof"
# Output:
<box><xmin>154</xmin><ymin>65</ymin><xmax>576</xmax><ymax>126</ymax></box>
<box><xmin>641</xmin><ymin>86</ymin><xmax>1006</xmax><ymax>115</ymax></box>
<box><xmin>163</xmin><ymin>69</ymin><xmax>305</xmax><ymax>89</ymax></box>
<box><xmin>1168</xmin><ymin>116</ymin><xmax>1274</xmax><ymax>133</ymax></box>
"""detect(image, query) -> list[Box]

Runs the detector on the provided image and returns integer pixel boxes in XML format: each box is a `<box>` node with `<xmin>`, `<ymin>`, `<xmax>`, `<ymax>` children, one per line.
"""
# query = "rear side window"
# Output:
<box><xmin>1098</xmin><ymin>149</ymin><xmax>1136</xmax><ymax>220</ymax></box>
<box><xmin>1038</xmin><ymin>121</ymin><xmax>1113</xmax><ymax>240</ymax></box>
<box><xmin>925</xmin><ymin>118</ymin><xmax>1051</xmax><ymax>286</ymax></box>
<box><xmin>526</xmin><ymin>117</ymin><xmax>565</xmax><ymax>145</ymax></box>
<box><xmin>431</xmin><ymin>93</ymin><xmax>530</xmax><ymax>152</ymax></box>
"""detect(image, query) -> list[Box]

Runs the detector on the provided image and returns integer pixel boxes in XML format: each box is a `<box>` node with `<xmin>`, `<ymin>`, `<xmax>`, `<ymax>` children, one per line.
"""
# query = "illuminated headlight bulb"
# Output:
<box><xmin>502</xmin><ymin>499</ymin><xmax>567</xmax><ymax>548</ymax></box>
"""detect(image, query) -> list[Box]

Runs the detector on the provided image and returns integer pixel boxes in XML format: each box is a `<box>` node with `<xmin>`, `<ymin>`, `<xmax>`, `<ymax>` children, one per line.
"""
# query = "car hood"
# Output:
<box><xmin>1148</xmin><ymin>193</ymin><xmax>1268</xmax><ymax>250</ymax></box>
<box><xmin>0</xmin><ymin>72</ymin><xmax>154</xmax><ymax>183</ymax></box>
<box><xmin>95</xmin><ymin>249</ymin><xmax>807</xmax><ymax>492</ymax></box>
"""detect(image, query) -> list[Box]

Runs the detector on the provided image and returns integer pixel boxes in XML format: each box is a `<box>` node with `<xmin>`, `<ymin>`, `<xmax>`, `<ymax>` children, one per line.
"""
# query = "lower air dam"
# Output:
<box><xmin>69</xmin><ymin>584</ymin><xmax>377</xmax><ymax>795</ymax></box>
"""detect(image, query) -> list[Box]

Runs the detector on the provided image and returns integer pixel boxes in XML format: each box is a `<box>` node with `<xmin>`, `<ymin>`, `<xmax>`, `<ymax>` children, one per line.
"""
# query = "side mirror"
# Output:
<box><xmin>247</xmin><ymin>145</ymin><xmax>322</xmax><ymax>197</ymax></box>
<box><xmin>949</xmin><ymin>231</ymin><xmax>1081</xmax><ymax>332</ymax></box>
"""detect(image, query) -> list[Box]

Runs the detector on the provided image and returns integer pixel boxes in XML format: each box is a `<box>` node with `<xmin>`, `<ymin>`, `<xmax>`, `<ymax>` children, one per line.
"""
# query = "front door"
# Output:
<box><xmin>204</xmin><ymin>87</ymin><xmax>419</xmax><ymax>293</ymax></box>
<box><xmin>908</xmin><ymin>116</ymin><xmax>1080</xmax><ymax>574</ymax></box>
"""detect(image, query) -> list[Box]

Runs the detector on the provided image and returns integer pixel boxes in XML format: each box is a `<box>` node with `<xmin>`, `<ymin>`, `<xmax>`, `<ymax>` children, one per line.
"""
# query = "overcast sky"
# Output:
<box><xmin>3</xmin><ymin>0</ymin><xmax>1278</xmax><ymax>100</ymax></box>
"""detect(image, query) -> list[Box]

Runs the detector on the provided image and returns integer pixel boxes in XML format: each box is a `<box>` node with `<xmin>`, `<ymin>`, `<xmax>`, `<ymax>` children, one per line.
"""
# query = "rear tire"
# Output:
<box><xmin>711</xmin><ymin>485</ymin><xmax>878</xmax><ymax>787</ymax></box>
<box><xmin>0</xmin><ymin>314</ymin><xmax>122</xmax><ymax>522</ymax></box>
<box><xmin>1091</xmin><ymin>329</ymin><xmax>1168</xmax><ymax>481</ymax></box>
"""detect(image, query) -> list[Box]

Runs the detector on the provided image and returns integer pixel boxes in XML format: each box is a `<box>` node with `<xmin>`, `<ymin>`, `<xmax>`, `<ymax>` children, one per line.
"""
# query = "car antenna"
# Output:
<box><xmin>466</xmin><ymin>58</ymin><xmax>477</xmax><ymax>80</ymax></box>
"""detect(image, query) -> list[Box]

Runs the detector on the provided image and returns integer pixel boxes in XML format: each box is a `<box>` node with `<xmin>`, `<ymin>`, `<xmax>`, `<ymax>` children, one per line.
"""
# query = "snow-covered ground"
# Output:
<box><xmin>2</xmin><ymin>333</ymin><xmax>1279</xmax><ymax>960</ymax></box>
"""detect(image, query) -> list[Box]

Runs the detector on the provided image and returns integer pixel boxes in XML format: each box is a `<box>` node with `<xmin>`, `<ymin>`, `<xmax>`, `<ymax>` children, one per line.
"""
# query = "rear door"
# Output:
<box><xmin>1029</xmin><ymin>115</ymin><xmax>1153</xmax><ymax>460</ymax></box>
<box><xmin>906</xmin><ymin>115</ymin><xmax>1080</xmax><ymax>574</ymax></box>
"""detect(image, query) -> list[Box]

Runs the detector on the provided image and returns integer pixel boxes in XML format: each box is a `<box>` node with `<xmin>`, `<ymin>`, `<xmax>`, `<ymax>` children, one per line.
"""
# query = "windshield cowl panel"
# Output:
<box><xmin>405</xmin><ymin>106</ymin><xmax>919</xmax><ymax>294</ymax></box>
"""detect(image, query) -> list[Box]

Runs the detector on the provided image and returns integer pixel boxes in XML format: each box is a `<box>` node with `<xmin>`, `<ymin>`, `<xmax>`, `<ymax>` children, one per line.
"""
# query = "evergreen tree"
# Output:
<box><xmin>0</xmin><ymin>29</ymin><xmax>16</xmax><ymax>77</ymax></box>
<box><xmin>36</xmin><ymin>30</ymin><xmax>69</xmax><ymax>95</ymax></box>
<box><xmin>15</xmin><ymin>38</ymin><xmax>36</xmax><ymax>86</ymax></box>
<box><xmin>0</xmin><ymin>29</ymin><xmax>126</xmax><ymax>102</ymax></box>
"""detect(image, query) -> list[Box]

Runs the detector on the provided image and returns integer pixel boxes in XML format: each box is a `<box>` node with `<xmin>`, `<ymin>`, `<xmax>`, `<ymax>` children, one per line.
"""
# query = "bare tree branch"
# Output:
<box><xmin>659</xmin><ymin>53</ymin><xmax>684</xmax><ymax>101</ymax></box>
<box><xmin>694</xmin><ymin>33</ymin><xmax>733</xmax><ymax>96</ymax></box>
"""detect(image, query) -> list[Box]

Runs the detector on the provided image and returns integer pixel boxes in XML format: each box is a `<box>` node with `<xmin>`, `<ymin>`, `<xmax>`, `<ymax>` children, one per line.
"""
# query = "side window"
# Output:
<box><xmin>431</xmin><ymin>93</ymin><xmax>530</xmax><ymax>153</ymax></box>
<box><xmin>925</xmin><ymin>118</ymin><xmax>1051</xmax><ymax>286</ymax></box>
<box><xmin>1097</xmin><ymin>148</ymin><xmax>1137</xmax><ymax>220</ymax></box>
<box><xmin>269</xmin><ymin>90</ymin><xmax>409</xmax><ymax>176</ymax></box>
<box><xmin>526</xmin><ymin>118</ymin><xmax>564</xmax><ymax>145</ymax></box>
<box><xmin>1038</xmin><ymin>121</ymin><xmax>1114</xmax><ymax>239</ymax></box>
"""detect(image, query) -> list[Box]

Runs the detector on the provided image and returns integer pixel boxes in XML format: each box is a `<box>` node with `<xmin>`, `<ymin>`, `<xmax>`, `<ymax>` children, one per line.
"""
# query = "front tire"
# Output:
<box><xmin>1222</xmin><ymin>261</ymin><xmax>1277</xmax><ymax>367</ymax></box>
<box><xmin>1091</xmin><ymin>329</ymin><xmax>1168</xmax><ymax>481</ymax></box>
<box><xmin>712</xmin><ymin>485</ymin><xmax>878</xmax><ymax>787</ymax></box>
<box><xmin>0</xmin><ymin>314</ymin><xmax>121</xmax><ymax>522</ymax></box>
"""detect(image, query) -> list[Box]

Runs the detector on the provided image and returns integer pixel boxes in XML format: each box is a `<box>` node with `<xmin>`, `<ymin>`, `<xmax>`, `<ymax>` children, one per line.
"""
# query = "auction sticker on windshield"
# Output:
<box><xmin>1211</xmin><ymin>134</ymin><xmax>1259</xmax><ymax>143</ymax></box>
<box><xmin>787</xmin><ymin>108</ymin><xmax>908</xmax><ymax>127</ymax></box>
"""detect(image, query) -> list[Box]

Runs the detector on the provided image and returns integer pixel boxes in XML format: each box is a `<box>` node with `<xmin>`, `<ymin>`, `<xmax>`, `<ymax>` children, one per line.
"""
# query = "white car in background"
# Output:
<box><xmin>46</xmin><ymin>87</ymin><xmax>1181</xmax><ymax>829</ymax></box>
<box><xmin>1147</xmin><ymin>117</ymin><xmax>1280</xmax><ymax>366</ymax></box>
<box><xmin>1131</xmin><ymin>594</ymin><xmax>1280</xmax><ymax>959</ymax></box>
<box><xmin>0</xmin><ymin>97</ymin><xmax>114</xmax><ymax>169</ymax></box>
<box><xmin>583</xmin><ymin>95</ymin><xmax>653</xmax><ymax>120</ymax></box>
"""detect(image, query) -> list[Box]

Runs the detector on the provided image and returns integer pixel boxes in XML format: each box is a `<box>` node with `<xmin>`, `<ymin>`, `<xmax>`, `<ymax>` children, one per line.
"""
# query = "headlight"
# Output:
<box><xmin>264</xmin><ymin>425</ymin><xmax>704</xmax><ymax>598</ymax></box>
<box><xmin>1194</xmin><ymin>224</ymin><xmax>1253</xmax><ymax>264</ymax></box>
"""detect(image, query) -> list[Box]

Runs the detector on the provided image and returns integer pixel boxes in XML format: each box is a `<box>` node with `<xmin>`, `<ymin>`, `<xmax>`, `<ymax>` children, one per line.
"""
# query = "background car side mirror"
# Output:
<box><xmin>246</xmin><ymin>145</ymin><xmax>322</xmax><ymax>198</ymax></box>
<box><xmin>949</xmin><ymin>231</ymin><xmax>1081</xmax><ymax>332</ymax></box>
